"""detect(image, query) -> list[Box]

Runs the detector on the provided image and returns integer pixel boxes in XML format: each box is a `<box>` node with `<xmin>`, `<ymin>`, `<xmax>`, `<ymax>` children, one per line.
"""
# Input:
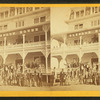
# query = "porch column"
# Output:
<box><xmin>22</xmin><ymin>34</ymin><xmax>25</xmax><ymax>73</ymax></box>
<box><xmin>80</xmin><ymin>36</ymin><xmax>82</xmax><ymax>46</ymax></box>
<box><xmin>57</xmin><ymin>57</ymin><xmax>62</xmax><ymax>69</ymax></box>
<box><xmin>62</xmin><ymin>35</ymin><xmax>67</xmax><ymax>68</ymax></box>
<box><xmin>79</xmin><ymin>36</ymin><xmax>82</xmax><ymax>63</ymax></box>
<box><xmin>43</xmin><ymin>24</ymin><xmax>49</xmax><ymax>83</ymax></box>
<box><xmin>3</xmin><ymin>37</ymin><xmax>6</xmax><ymax>64</ymax></box>
<box><xmin>62</xmin><ymin>35</ymin><xmax>66</xmax><ymax>58</ymax></box>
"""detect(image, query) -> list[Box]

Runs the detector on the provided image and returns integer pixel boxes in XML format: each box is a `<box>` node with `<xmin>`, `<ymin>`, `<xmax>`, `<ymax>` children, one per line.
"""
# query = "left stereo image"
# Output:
<box><xmin>0</xmin><ymin>7</ymin><xmax>51</xmax><ymax>91</ymax></box>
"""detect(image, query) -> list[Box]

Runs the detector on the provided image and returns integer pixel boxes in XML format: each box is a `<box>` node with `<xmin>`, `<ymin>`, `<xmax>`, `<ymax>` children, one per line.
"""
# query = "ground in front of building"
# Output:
<box><xmin>1</xmin><ymin>84</ymin><xmax>100</xmax><ymax>91</ymax></box>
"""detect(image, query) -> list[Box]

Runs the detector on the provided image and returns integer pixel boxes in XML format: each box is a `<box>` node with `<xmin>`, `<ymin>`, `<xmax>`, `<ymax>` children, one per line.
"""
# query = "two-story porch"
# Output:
<box><xmin>0</xmin><ymin>23</ymin><xmax>51</xmax><ymax>75</ymax></box>
<box><xmin>51</xmin><ymin>27</ymin><xmax>100</xmax><ymax>71</ymax></box>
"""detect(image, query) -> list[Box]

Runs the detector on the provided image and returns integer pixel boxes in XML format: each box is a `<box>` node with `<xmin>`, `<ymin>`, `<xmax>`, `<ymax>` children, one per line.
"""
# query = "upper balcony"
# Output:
<box><xmin>0</xmin><ymin>40</ymin><xmax>50</xmax><ymax>54</ymax></box>
<box><xmin>52</xmin><ymin>42</ymin><xmax>99</xmax><ymax>56</ymax></box>
<box><xmin>52</xmin><ymin>32</ymin><xmax>99</xmax><ymax>56</ymax></box>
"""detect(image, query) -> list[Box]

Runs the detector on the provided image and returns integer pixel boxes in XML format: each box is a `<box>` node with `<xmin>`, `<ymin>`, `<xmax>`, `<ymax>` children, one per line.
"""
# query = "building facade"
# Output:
<box><xmin>0</xmin><ymin>7</ymin><xmax>51</xmax><ymax>75</ymax></box>
<box><xmin>51</xmin><ymin>7</ymin><xmax>100</xmax><ymax>72</ymax></box>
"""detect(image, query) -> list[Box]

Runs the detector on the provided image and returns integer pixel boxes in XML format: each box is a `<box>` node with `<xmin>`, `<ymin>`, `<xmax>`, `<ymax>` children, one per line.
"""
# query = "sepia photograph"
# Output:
<box><xmin>51</xmin><ymin>7</ymin><xmax>100</xmax><ymax>91</ymax></box>
<box><xmin>0</xmin><ymin>6</ymin><xmax>100</xmax><ymax>92</ymax></box>
<box><xmin>0</xmin><ymin>7</ymin><xmax>51</xmax><ymax>91</ymax></box>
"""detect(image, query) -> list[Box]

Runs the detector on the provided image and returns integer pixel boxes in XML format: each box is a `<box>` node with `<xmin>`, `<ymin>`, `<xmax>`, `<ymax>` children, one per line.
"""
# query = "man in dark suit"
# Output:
<box><xmin>60</xmin><ymin>69</ymin><xmax>65</xmax><ymax>86</ymax></box>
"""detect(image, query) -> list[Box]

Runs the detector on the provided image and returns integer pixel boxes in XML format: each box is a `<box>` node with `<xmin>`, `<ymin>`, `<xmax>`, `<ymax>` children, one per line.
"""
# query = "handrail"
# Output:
<box><xmin>52</xmin><ymin>42</ymin><xmax>99</xmax><ymax>50</ymax></box>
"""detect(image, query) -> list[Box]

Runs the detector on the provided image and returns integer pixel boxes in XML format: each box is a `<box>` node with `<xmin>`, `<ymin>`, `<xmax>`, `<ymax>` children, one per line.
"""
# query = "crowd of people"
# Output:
<box><xmin>0</xmin><ymin>63</ymin><xmax>48</xmax><ymax>87</ymax></box>
<box><xmin>56</xmin><ymin>63</ymin><xmax>100</xmax><ymax>86</ymax></box>
<box><xmin>0</xmin><ymin>62</ymin><xmax>100</xmax><ymax>87</ymax></box>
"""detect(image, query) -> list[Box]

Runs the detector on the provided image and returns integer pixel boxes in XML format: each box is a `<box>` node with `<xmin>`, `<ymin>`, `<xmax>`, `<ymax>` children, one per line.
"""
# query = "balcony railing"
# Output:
<box><xmin>52</xmin><ymin>42</ymin><xmax>99</xmax><ymax>53</ymax></box>
<box><xmin>0</xmin><ymin>41</ymin><xmax>49</xmax><ymax>53</ymax></box>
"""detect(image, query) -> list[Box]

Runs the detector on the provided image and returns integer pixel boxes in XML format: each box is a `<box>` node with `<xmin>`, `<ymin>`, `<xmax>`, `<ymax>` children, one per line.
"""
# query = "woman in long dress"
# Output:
<box><xmin>65</xmin><ymin>70</ymin><xmax>70</xmax><ymax>85</ymax></box>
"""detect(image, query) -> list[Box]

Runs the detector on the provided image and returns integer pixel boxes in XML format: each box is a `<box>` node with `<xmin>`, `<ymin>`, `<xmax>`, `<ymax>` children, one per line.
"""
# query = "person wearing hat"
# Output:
<box><xmin>60</xmin><ymin>69</ymin><xmax>65</xmax><ymax>86</ymax></box>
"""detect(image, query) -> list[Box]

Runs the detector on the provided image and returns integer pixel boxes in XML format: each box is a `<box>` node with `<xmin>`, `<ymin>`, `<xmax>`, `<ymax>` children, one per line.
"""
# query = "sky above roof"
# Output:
<box><xmin>51</xmin><ymin>7</ymin><xmax>71</xmax><ymax>35</ymax></box>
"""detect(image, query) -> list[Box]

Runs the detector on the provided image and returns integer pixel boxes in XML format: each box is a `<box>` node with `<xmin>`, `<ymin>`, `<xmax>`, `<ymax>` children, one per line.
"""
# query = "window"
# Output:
<box><xmin>4</xmin><ymin>25</ymin><xmax>7</xmax><ymax>30</ymax></box>
<box><xmin>75</xmin><ymin>24</ymin><xmax>83</xmax><ymax>30</ymax></box>
<box><xmin>5</xmin><ymin>11</ymin><xmax>8</xmax><ymax>18</ymax></box>
<box><xmin>40</xmin><ymin>35</ymin><xmax>45</xmax><ymax>41</ymax></box>
<box><xmin>10</xmin><ymin>7</ymin><xmax>15</xmax><ymax>16</ymax></box>
<box><xmin>92</xmin><ymin>7</ymin><xmax>99</xmax><ymax>14</ymax></box>
<box><xmin>75</xmin><ymin>25</ymin><xmax>78</xmax><ymax>30</ymax></box>
<box><xmin>22</xmin><ymin>21</ymin><xmax>24</xmax><ymax>26</ymax></box>
<box><xmin>86</xmin><ymin>7</ymin><xmax>90</xmax><ymax>15</ymax></box>
<box><xmin>34</xmin><ymin>36</ymin><xmax>39</xmax><ymax>42</ymax></box>
<box><xmin>91</xmin><ymin>19</ymin><xmax>100</xmax><ymax>27</ymax></box>
<box><xmin>16</xmin><ymin>21</ymin><xmax>24</xmax><ymax>28</ymax></box>
<box><xmin>0</xmin><ymin>13</ymin><xmax>4</xmax><ymax>19</ymax></box>
<box><xmin>80</xmin><ymin>10</ymin><xmax>84</xmax><ymax>17</ymax></box>
<box><xmin>19</xmin><ymin>8</ymin><xmax>23</xmax><ymax>14</ymax></box>
<box><xmin>17</xmin><ymin>7</ymin><xmax>26</xmax><ymax>15</ymax></box>
<box><xmin>22</xmin><ymin>7</ymin><xmax>25</xmax><ymax>13</ymax></box>
<box><xmin>40</xmin><ymin>16</ymin><xmax>46</xmax><ymax>22</ymax></box>
<box><xmin>92</xmin><ymin>7</ymin><xmax>94</xmax><ymax>13</ymax></box>
<box><xmin>26</xmin><ymin>7</ymin><xmax>33</xmax><ymax>12</ymax></box>
<box><xmin>34</xmin><ymin>18</ymin><xmax>39</xmax><ymax>24</ymax></box>
<box><xmin>79</xmin><ymin>24</ymin><xmax>83</xmax><ymax>29</ymax></box>
<box><xmin>76</xmin><ymin>12</ymin><xmax>79</xmax><ymax>18</ymax></box>
<box><xmin>95</xmin><ymin>7</ymin><xmax>98</xmax><ymax>13</ymax></box>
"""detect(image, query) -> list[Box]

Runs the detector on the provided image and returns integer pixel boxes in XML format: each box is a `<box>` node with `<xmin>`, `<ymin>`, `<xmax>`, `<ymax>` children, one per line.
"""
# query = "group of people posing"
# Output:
<box><xmin>57</xmin><ymin>63</ymin><xmax>100</xmax><ymax>86</ymax></box>
<box><xmin>0</xmin><ymin>63</ymin><xmax>100</xmax><ymax>87</ymax></box>
<box><xmin>0</xmin><ymin>63</ymin><xmax>45</xmax><ymax>87</ymax></box>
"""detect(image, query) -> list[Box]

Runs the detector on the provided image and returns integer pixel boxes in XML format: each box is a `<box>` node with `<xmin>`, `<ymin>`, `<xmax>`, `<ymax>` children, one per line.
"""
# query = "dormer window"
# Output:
<box><xmin>85</xmin><ymin>7</ymin><xmax>90</xmax><ymax>15</ymax></box>
<box><xmin>19</xmin><ymin>8</ymin><xmax>23</xmax><ymax>14</ymax></box>
<box><xmin>10</xmin><ymin>7</ymin><xmax>15</xmax><ymax>16</ymax></box>
<box><xmin>92</xmin><ymin>7</ymin><xmax>94</xmax><ymax>13</ymax></box>
<box><xmin>0</xmin><ymin>12</ymin><xmax>4</xmax><ymax>19</ymax></box>
<box><xmin>26</xmin><ymin>7</ymin><xmax>33</xmax><ymax>12</ymax></box>
<box><xmin>5</xmin><ymin>11</ymin><xmax>8</xmax><ymax>18</ymax></box>
<box><xmin>95</xmin><ymin>7</ymin><xmax>98</xmax><ymax>13</ymax></box>
<box><xmin>76</xmin><ymin>12</ymin><xmax>79</xmax><ymax>18</ymax></box>
<box><xmin>92</xmin><ymin>7</ymin><xmax>100</xmax><ymax>14</ymax></box>
<box><xmin>80</xmin><ymin>10</ymin><xmax>84</xmax><ymax>17</ymax></box>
